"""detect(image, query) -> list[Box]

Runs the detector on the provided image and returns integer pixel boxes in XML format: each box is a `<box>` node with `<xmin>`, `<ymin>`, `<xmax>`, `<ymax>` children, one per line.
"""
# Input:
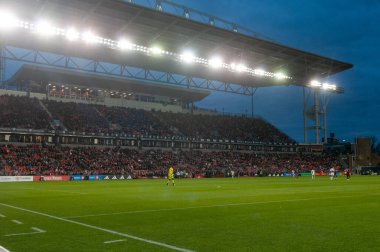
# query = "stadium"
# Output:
<box><xmin>0</xmin><ymin>0</ymin><xmax>379</xmax><ymax>251</ymax></box>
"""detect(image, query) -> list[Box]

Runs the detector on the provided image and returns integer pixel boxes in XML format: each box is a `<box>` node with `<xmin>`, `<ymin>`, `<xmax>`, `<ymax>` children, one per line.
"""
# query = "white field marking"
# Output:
<box><xmin>4</xmin><ymin>227</ymin><xmax>46</xmax><ymax>237</ymax></box>
<box><xmin>104</xmin><ymin>239</ymin><xmax>126</xmax><ymax>244</ymax></box>
<box><xmin>63</xmin><ymin>195</ymin><xmax>356</xmax><ymax>219</ymax></box>
<box><xmin>0</xmin><ymin>245</ymin><xmax>10</xmax><ymax>252</ymax></box>
<box><xmin>0</xmin><ymin>203</ymin><xmax>195</xmax><ymax>252</ymax></box>
<box><xmin>20</xmin><ymin>187</ymin><xmax>88</xmax><ymax>195</ymax></box>
<box><xmin>31</xmin><ymin>227</ymin><xmax>46</xmax><ymax>233</ymax></box>
<box><xmin>0</xmin><ymin>214</ymin><xmax>5</xmax><ymax>218</ymax></box>
<box><xmin>11</xmin><ymin>219</ymin><xmax>23</xmax><ymax>224</ymax></box>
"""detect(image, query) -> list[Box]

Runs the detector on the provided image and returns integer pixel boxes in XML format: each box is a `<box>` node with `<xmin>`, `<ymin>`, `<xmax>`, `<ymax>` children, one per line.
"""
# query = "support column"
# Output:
<box><xmin>321</xmin><ymin>94</ymin><xmax>329</xmax><ymax>144</ymax></box>
<box><xmin>0</xmin><ymin>45</ymin><xmax>4</xmax><ymax>89</ymax></box>
<box><xmin>323</xmin><ymin>109</ymin><xmax>327</xmax><ymax>143</ymax></box>
<box><xmin>314</xmin><ymin>90</ymin><xmax>320</xmax><ymax>144</ymax></box>
<box><xmin>303</xmin><ymin>88</ymin><xmax>308</xmax><ymax>144</ymax></box>
<box><xmin>251</xmin><ymin>87</ymin><xmax>258</xmax><ymax>117</ymax></box>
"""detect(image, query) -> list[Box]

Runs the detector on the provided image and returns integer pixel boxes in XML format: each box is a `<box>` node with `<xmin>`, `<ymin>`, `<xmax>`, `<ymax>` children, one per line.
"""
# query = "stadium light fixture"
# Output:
<box><xmin>66</xmin><ymin>28</ymin><xmax>80</xmax><ymax>41</ymax></box>
<box><xmin>208</xmin><ymin>57</ymin><xmax>223</xmax><ymax>69</ymax></box>
<box><xmin>236</xmin><ymin>64</ymin><xmax>247</xmax><ymax>72</ymax></box>
<box><xmin>310</xmin><ymin>80</ymin><xmax>322</xmax><ymax>87</ymax></box>
<box><xmin>0</xmin><ymin>12</ymin><xmax>295</xmax><ymax>81</ymax></box>
<box><xmin>82</xmin><ymin>31</ymin><xmax>98</xmax><ymax>44</ymax></box>
<box><xmin>149</xmin><ymin>46</ymin><xmax>164</xmax><ymax>55</ymax></box>
<box><xmin>0</xmin><ymin>10</ymin><xmax>18</xmax><ymax>30</ymax></box>
<box><xmin>180</xmin><ymin>51</ymin><xmax>196</xmax><ymax>63</ymax></box>
<box><xmin>274</xmin><ymin>72</ymin><xmax>287</xmax><ymax>80</ymax></box>
<box><xmin>254</xmin><ymin>69</ymin><xmax>265</xmax><ymax>76</ymax></box>
<box><xmin>35</xmin><ymin>21</ymin><xmax>58</xmax><ymax>36</ymax></box>
<box><xmin>118</xmin><ymin>39</ymin><xmax>133</xmax><ymax>50</ymax></box>
<box><xmin>309</xmin><ymin>80</ymin><xmax>337</xmax><ymax>92</ymax></box>
<box><xmin>322</xmin><ymin>83</ymin><xmax>336</xmax><ymax>90</ymax></box>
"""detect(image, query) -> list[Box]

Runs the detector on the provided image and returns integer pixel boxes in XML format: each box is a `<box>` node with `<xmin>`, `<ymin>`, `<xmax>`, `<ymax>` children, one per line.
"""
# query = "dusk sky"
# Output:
<box><xmin>174</xmin><ymin>0</ymin><xmax>380</xmax><ymax>143</ymax></box>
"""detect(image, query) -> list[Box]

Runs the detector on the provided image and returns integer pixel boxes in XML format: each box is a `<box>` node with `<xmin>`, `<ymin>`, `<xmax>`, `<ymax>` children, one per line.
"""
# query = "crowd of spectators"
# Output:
<box><xmin>0</xmin><ymin>144</ymin><xmax>342</xmax><ymax>177</ymax></box>
<box><xmin>0</xmin><ymin>95</ymin><xmax>51</xmax><ymax>130</ymax></box>
<box><xmin>0</xmin><ymin>95</ymin><xmax>293</xmax><ymax>143</ymax></box>
<box><xmin>156</xmin><ymin>112</ymin><xmax>292</xmax><ymax>143</ymax></box>
<box><xmin>44</xmin><ymin>100</ymin><xmax>109</xmax><ymax>133</ymax></box>
<box><xmin>96</xmin><ymin>106</ymin><xmax>172</xmax><ymax>136</ymax></box>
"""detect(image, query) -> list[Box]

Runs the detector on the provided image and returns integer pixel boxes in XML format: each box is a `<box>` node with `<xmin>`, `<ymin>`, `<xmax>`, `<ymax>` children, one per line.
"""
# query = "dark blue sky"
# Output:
<box><xmin>175</xmin><ymin>0</ymin><xmax>379</xmax><ymax>143</ymax></box>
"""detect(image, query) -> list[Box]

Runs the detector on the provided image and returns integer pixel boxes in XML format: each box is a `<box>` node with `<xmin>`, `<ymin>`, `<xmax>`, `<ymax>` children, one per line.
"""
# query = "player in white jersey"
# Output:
<box><xmin>329</xmin><ymin>167</ymin><xmax>335</xmax><ymax>180</ymax></box>
<box><xmin>311</xmin><ymin>169</ymin><xmax>315</xmax><ymax>179</ymax></box>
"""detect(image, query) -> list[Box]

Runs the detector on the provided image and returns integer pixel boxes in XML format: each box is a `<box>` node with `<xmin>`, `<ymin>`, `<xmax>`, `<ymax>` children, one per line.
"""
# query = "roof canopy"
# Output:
<box><xmin>3</xmin><ymin>0</ymin><xmax>353</xmax><ymax>88</ymax></box>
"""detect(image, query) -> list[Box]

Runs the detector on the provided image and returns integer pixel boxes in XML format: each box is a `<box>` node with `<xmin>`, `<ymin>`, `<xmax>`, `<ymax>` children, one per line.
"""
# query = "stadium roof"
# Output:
<box><xmin>2</xmin><ymin>0</ymin><xmax>353</xmax><ymax>88</ymax></box>
<box><xmin>8</xmin><ymin>65</ymin><xmax>211</xmax><ymax>102</ymax></box>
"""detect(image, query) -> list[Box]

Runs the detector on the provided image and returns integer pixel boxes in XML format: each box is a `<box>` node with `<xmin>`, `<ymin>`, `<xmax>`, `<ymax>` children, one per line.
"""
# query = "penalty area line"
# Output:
<box><xmin>0</xmin><ymin>203</ymin><xmax>194</xmax><ymax>252</ymax></box>
<box><xmin>4</xmin><ymin>227</ymin><xmax>46</xmax><ymax>237</ymax></box>
<box><xmin>11</xmin><ymin>220</ymin><xmax>23</xmax><ymax>225</ymax></box>
<box><xmin>104</xmin><ymin>239</ymin><xmax>126</xmax><ymax>244</ymax></box>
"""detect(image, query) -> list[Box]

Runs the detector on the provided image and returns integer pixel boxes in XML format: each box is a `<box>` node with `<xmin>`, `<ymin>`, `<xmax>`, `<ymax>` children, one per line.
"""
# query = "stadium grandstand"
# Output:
<box><xmin>4</xmin><ymin>2</ymin><xmax>377</xmax><ymax>252</ymax></box>
<box><xmin>0</xmin><ymin>0</ymin><xmax>353</xmax><ymax>178</ymax></box>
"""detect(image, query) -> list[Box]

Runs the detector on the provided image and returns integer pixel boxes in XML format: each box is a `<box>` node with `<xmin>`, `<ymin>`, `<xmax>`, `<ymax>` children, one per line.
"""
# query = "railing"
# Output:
<box><xmin>119</xmin><ymin>0</ymin><xmax>275</xmax><ymax>42</ymax></box>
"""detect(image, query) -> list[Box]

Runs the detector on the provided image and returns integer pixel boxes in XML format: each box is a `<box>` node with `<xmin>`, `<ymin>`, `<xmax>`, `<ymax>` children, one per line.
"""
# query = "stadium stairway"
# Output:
<box><xmin>38</xmin><ymin>100</ymin><xmax>67</xmax><ymax>131</ymax></box>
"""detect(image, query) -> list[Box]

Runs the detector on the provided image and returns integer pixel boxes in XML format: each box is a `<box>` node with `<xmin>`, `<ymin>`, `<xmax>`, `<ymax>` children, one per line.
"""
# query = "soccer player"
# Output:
<box><xmin>166</xmin><ymin>166</ymin><xmax>175</xmax><ymax>186</ymax></box>
<box><xmin>329</xmin><ymin>167</ymin><xmax>335</xmax><ymax>180</ymax></box>
<box><xmin>311</xmin><ymin>169</ymin><xmax>315</xmax><ymax>179</ymax></box>
<box><xmin>346</xmin><ymin>168</ymin><xmax>351</xmax><ymax>180</ymax></box>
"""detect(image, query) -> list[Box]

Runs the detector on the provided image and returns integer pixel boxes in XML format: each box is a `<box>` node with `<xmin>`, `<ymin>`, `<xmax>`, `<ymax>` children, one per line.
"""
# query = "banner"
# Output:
<box><xmin>88</xmin><ymin>175</ymin><xmax>104</xmax><ymax>181</ymax></box>
<box><xmin>71</xmin><ymin>175</ymin><xmax>85</xmax><ymax>181</ymax></box>
<box><xmin>70</xmin><ymin>175</ymin><xmax>105</xmax><ymax>181</ymax></box>
<box><xmin>40</xmin><ymin>176</ymin><xmax>70</xmax><ymax>181</ymax></box>
<box><xmin>0</xmin><ymin>176</ymin><xmax>33</xmax><ymax>183</ymax></box>
<box><xmin>103</xmin><ymin>175</ymin><xmax>132</xmax><ymax>180</ymax></box>
<box><xmin>300</xmin><ymin>172</ymin><xmax>311</xmax><ymax>176</ymax></box>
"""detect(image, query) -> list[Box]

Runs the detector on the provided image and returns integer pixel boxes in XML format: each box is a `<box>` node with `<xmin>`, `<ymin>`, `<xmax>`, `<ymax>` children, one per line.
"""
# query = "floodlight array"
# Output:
<box><xmin>0</xmin><ymin>10</ymin><xmax>292</xmax><ymax>80</ymax></box>
<box><xmin>309</xmin><ymin>80</ymin><xmax>337</xmax><ymax>91</ymax></box>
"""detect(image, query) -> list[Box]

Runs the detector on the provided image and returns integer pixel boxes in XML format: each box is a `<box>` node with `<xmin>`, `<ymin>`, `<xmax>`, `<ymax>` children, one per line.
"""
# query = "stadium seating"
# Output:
<box><xmin>0</xmin><ymin>144</ymin><xmax>341</xmax><ymax>177</ymax></box>
<box><xmin>0</xmin><ymin>95</ymin><xmax>51</xmax><ymax>130</ymax></box>
<box><xmin>0</xmin><ymin>95</ymin><xmax>293</xmax><ymax>143</ymax></box>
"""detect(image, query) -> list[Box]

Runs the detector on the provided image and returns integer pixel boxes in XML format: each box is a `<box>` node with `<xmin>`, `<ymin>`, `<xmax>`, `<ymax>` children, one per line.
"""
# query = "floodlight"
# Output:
<box><xmin>310</xmin><ymin>80</ymin><xmax>322</xmax><ymax>87</ymax></box>
<box><xmin>82</xmin><ymin>31</ymin><xmax>98</xmax><ymax>44</ymax></box>
<box><xmin>35</xmin><ymin>21</ymin><xmax>56</xmax><ymax>36</ymax></box>
<box><xmin>274</xmin><ymin>72</ymin><xmax>286</xmax><ymax>80</ymax></box>
<box><xmin>0</xmin><ymin>10</ymin><xmax>18</xmax><ymax>30</ymax></box>
<box><xmin>118</xmin><ymin>39</ymin><xmax>133</xmax><ymax>50</ymax></box>
<box><xmin>322</xmin><ymin>83</ymin><xmax>336</xmax><ymax>90</ymax></box>
<box><xmin>236</xmin><ymin>64</ymin><xmax>247</xmax><ymax>72</ymax></box>
<box><xmin>208</xmin><ymin>57</ymin><xmax>223</xmax><ymax>69</ymax></box>
<box><xmin>65</xmin><ymin>28</ymin><xmax>79</xmax><ymax>41</ymax></box>
<box><xmin>180</xmin><ymin>51</ymin><xmax>195</xmax><ymax>63</ymax></box>
<box><xmin>254</xmin><ymin>68</ymin><xmax>265</xmax><ymax>76</ymax></box>
<box><xmin>149</xmin><ymin>46</ymin><xmax>163</xmax><ymax>55</ymax></box>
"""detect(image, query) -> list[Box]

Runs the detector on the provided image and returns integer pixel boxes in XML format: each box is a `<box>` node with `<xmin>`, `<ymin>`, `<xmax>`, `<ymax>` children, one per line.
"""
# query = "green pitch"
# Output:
<box><xmin>0</xmin><ymin>176</ymin><xmax>379</xmax><ymax>252</ymax></box>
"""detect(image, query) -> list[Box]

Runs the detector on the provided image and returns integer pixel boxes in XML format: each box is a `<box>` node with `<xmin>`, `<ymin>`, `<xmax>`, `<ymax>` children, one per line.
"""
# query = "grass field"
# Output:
<box><xmin>0</xmin><ymin>176</ymin><xmax>379</xmax><ymax>252</ymax></box>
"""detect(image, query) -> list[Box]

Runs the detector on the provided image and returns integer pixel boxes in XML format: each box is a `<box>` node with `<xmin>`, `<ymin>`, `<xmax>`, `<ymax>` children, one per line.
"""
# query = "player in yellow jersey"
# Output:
<box><xmin>166</xmin><ymin>166</ymin><xmax>175</xmax><ymax>186</ymax></box>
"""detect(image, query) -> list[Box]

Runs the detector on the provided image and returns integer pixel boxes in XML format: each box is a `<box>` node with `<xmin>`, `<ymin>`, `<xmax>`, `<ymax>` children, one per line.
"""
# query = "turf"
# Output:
<box><xmin>0</xmin><ymin>176</ymin><xmax>379</xmax><ymax>252</ymax></box>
